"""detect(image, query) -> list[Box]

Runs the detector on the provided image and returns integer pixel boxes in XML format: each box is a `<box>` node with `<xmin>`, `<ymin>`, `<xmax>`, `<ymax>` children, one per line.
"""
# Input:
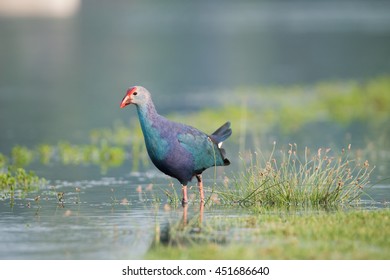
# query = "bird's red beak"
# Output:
<box><xmin>120</xmin><ymin>94</ymin><xmax>132</xmax><ymax>108</ymax></box>
<box><xmin>120</xmin><ymin>87</ymin><xmax>136</xmax><ymax>108</ymax></box>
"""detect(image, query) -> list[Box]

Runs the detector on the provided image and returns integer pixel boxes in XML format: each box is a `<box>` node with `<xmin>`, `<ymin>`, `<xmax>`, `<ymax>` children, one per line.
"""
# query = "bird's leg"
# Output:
<box><xmin>182</xmin><ymin>204</ymin><xmax>188</xmax><ymax>226</ymax></box>
<box><xmin>181</xmin><ymin>185</ymin><xmax>188</xmax><ymax>206</ymax></box>
<box><xmin>196</xmin><ymin>175</ymin><xmax>205</xmax><ymax>203</ymax></box>
<box><xmin>199</xmin><ymin>201</ymin><xmax>204</xmax><ymax>224</ymax></box>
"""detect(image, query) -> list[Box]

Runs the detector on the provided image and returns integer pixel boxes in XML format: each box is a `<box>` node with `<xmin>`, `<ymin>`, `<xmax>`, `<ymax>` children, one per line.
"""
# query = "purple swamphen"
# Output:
<box><xmin>120</xmin><ymin>86</ymin><xmax>232</xmax><ymax>205</ymax></box>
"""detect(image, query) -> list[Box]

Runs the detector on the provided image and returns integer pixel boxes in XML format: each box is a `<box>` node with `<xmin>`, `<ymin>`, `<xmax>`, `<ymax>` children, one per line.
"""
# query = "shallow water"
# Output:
<box><xmin>2</xmin><ymin>185</ymin><xmax>127</xmax><ymax>258</ymax></box>
<box><xmin>0</xmin><ymin>173</ymin><xmax>233</xmax><ymax>259</ymax></box>
<box><xmin>0</xmin><ymin>172</ymin><xmax>389</xmax><ymax>260</ymax></box>
<box><xmin>0</xmin><ymin>176</ymin><xmax>168</xmax><ymax>259</ymax></box>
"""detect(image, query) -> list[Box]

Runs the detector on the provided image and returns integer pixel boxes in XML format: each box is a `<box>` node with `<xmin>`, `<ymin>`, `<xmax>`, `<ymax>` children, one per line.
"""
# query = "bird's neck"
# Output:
<box><xmin>135</xmin><ymin>100</ymin><xmax>169</xmax><ymax>161</ymax></box>
<box><xmin>136</xmin><ymin>101</ymin><xmax>159</xmax><ymax>133</ymax></box>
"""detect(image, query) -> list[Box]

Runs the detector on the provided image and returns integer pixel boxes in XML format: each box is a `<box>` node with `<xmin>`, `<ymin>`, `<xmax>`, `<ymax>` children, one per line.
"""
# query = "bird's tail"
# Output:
<box><xmin>210</xmin><ymin>121</ymin><xmax>232</xmax><ymax>143</ymax></box>
<box><xmin>210</xmin><ymin>121</ymin><xmax>232</xmax><ymax>166</ymax></box>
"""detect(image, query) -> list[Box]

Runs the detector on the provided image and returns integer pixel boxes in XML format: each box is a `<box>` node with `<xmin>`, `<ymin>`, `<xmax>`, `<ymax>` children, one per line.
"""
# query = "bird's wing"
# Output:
<box><xmin>177</xmin><ymin>128</ymin><xmax>222</xmax><ymax>171</ymax></box>
<box><xmin>177</xmin><ymin>130</ymin><xmax>210</xmax><ymax>155</ymax></box>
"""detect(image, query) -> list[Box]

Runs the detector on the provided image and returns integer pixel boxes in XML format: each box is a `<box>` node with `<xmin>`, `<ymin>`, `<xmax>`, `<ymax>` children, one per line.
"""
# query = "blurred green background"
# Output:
<box><xmin>0</xmin><ymin>0</ymin><xmax>389</xmax><ymax>175</ymax></box>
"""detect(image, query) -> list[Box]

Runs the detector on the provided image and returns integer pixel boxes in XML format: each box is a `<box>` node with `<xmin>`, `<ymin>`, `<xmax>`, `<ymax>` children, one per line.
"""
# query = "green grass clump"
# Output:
<box><xmin>216</xmin><ymin>143</ymin><xmax>374</xmax><ymax>207</ymax></box>
<box><xmin>147</xmin><ymin>209</ymin><xmax>390</xmax><ymax>260</ymax></box>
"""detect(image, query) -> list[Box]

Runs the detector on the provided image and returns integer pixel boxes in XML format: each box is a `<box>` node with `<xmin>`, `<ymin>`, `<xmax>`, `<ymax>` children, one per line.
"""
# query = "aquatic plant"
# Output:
<box><xmin>37</xmin><ymin>144</ymin><xmax>55</xmax><ymax>165</ymax></box>
<box><xmin>1</xmin><ymin>152</ymin><xmax>45</xmax><ymax>205</ymax></box>
<box><xmin>0</xmin><ymin>165</ymin><xmax>46</xmax><ymax>202</ymax></box>
<box><xmin>0</xmin><ymin>153</ymin><xmax>7</xmax><ymax>169</ymax></box>
<box><xmin>36</xmin><ymin>141</ymin><xmax>126</xmax><ymax>173</ymax></box>
<box><xmin>11</xmin><ymin>146</ymin><xmax>34</xmax><ymax>167</ymax></box>
<box><xmin>215</xmin><ymin>142</ymin><xmax>374</xmax><ymax>207</ymax></box>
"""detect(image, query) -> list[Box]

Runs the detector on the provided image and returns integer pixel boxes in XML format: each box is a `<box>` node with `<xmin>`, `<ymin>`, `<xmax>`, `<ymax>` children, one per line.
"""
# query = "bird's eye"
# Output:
<box><xmin>133</xmin><ymin>92</ymin><xmax>138</xmax><ymax>96</ymax></box>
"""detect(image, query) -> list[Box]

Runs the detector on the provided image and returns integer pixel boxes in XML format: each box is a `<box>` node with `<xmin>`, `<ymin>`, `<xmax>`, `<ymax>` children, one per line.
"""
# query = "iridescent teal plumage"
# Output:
<box><xmin>120</xmin><ymin>86</ymin><xmax>232</xmax><ymax>204</ymax></box>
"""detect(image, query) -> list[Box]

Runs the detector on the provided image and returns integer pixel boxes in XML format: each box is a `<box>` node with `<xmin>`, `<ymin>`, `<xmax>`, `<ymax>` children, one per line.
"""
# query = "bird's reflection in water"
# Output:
<box><xmin>182</xmin><ymin>202</ymin><xmax>204</xmax><ymax>227</ymax></box>
<box><xmin>156</xmin><ymin>202</ymin><xmax>210</xmax><ymax>247</ymax></box>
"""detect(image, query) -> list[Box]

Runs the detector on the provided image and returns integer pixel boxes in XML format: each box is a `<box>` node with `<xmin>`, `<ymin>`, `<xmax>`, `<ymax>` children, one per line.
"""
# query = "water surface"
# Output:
<box><xmin>1</xmin><ymin>174</ymin><xmax>389</xmax><ymax>259</ymax></box>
